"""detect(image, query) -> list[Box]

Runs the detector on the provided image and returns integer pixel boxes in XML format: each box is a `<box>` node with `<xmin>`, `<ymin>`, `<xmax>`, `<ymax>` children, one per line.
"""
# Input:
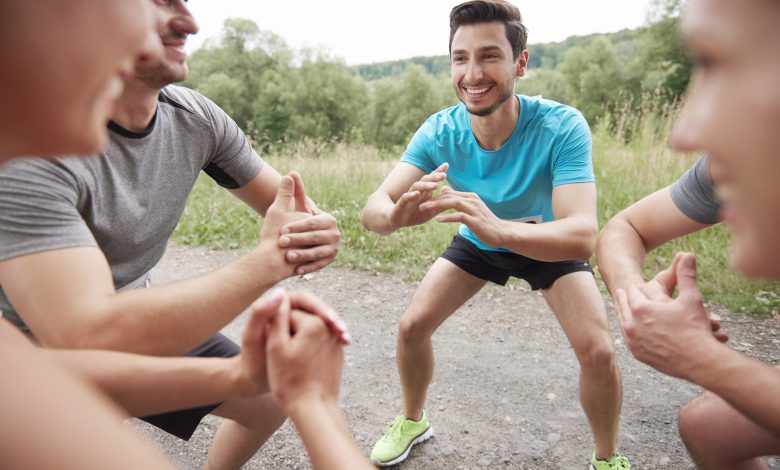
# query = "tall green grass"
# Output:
<box><xmin>174</xmin><ymin>110</ymin><xmax>778</xmax><ymax>315</ymax></box>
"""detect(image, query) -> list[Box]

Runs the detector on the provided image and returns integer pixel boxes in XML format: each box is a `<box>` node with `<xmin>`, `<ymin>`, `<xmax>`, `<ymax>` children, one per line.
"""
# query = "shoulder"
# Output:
<box><xmin>418</xmin><ymin>103</ymin><xmax>470</xmax><ymax>140</ymax></box>
<box><xmin>521</xmin><ymin>95</ymin><xmax>588</xmax><ymax>132</ymax></box>
<box><xmin>0</xmin><ymin>156</ymin><xmax>86</xmax><ymax>186</ymax></box>
<box><xmin>158</xmin><ymin>85</ymin><xmax>227</xmax><ymax>123</ymax></box>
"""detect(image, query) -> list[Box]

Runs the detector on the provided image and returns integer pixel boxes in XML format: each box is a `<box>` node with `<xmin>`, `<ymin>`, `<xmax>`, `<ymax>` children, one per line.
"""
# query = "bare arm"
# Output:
<box><xmin>424</xmin><ymin>182</ymin><xmax>599</xmax><ymax>261</ymax></box>
<box><xmin>0</xmin><ymin>175</ymin><xmax>316</xmax><ymax>355</ymax></box>
<box><xmin>597</xmin><ymin>186</ymin><xmax>710</xmax><ymax>297</ymax></box>
<box><xmin>40</xmin><ymin>291</ymin><xmax>286</xmax><ymax>416</ymax></box>
<box><xmin>616</xmin><ymin>253</ymin><xmax>779</xmax><ymax>436</ymax></box>
<box><xmin>0</xmin><ymin>322</ymin><xmax>176</xmax><ymax>470</ymax></box>
<box><xmin>265</xmin><ymin>292</ymin><xmax>373</xmax><ymax>470</ymax></box>
<box><xmin>361</xmin><ymin>162</ymin><xmax>448</xmax><ymax>235</ymax></box>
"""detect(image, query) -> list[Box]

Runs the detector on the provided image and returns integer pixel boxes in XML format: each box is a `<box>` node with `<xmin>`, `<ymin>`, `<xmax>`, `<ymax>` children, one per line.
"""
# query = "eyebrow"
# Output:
<box><xmin>451</xmin><ymin>45</ymin><xmax>504</xmax><ymax>56</ymax></box>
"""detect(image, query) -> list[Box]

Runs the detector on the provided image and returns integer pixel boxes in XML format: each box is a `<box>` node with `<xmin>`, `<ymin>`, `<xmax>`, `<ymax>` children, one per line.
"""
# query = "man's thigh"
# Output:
<box><xmin>139</xmin><ymin>333</ymin><xmax>239</xmax><ymax>441</ymax></box>
<box><xmin>541</xmin><ymin>270</ymin><xmax>612</xmax><ymax>352</ymax></box>
<box><xmin>401</xmin><ymin>257</ymin><xmax>488</xmax><ymax>334</ymax></box>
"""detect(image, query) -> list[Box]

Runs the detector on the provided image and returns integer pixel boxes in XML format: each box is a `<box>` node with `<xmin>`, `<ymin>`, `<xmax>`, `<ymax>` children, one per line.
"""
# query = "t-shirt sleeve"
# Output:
<box><xmin>197</xmin><ymin>93</ymin><xmax>263</xmax><ymax>189</ymax></box>
<box><xmin>669</xmin><ymin>155</ymin><xmax>720</xmax><ymax>224</ymax></box>
<box><xmin>0</xmin><ymin>159</ymin><xmax>96</xmax><ymax>262</ymax></box>
<box><xmin>400</xmin><ymin>117</ymin><xmax>437</xmax><ymax>173</ymax></box>
<box><xmin>551</xmin><ymin>111</ymin><xmax>595</xmax><ymax>186</ymax></box>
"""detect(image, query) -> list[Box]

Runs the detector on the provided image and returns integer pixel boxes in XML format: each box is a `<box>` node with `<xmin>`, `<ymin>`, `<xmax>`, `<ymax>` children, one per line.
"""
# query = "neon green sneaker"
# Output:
<box><xmin>589</xmin><ymin>452</ymin><xmax>631</xmax><ymax>470</ymax></box>
<box><xmin>369</xmin><ymin>411</ymin><xmax>433</xmax><ymax>467</ymax></box>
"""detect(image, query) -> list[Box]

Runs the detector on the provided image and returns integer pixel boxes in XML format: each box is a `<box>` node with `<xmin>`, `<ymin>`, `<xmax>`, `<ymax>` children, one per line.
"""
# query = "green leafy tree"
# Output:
<box><xmin>559</xmin><ymin>36</ymin><xmax>621</xmax><ymax>122</ymax></box>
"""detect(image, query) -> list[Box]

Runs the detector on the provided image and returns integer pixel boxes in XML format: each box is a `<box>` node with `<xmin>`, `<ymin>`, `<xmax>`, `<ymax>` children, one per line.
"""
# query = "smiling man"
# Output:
<box><xmin>360</xmin><ymin>1</ymin><xmax>629</xmax><ymax>468</ymax></box>
<box><xmin>0</xmin><ymin>1</ymin><xmax>341</xmax><ymax>469</ymax></box>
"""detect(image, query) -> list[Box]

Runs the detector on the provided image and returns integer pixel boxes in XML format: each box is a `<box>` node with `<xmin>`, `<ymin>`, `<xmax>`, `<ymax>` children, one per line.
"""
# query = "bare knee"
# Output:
<box><xmin>398</xmin><ymin>311</ymin><xmax>435</xmax><ymax>345</ymax></box>
<box><xmin>574</xmin><ymin>336</ymin><xmax>615</xmax><ymax>371</ymax></box>
<box><xmin>222</xmin><ymin>394</ymin><xmax>287</xmax><ymax>431</ymax></box>
<box><xmin>678</xmin><ymin>393</ymin><xmax>722</xmax><ymax>458</ymax></box>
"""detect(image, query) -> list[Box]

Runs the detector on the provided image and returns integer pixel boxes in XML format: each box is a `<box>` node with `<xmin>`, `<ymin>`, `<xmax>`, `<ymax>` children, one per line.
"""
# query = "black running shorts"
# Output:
<box><xmin>440</xmin><ymin>235</ymin><xmax>593</xmax><ymax>290</ymax></box>
<box><xmin>139</xmin><ymin>333</ymin><xmax>240</xmax><ymax>440</ymax></box>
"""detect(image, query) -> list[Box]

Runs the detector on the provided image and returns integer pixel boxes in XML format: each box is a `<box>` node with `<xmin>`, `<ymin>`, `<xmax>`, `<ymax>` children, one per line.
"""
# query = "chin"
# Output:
<box><xmin>731</xmin><ymin>238</ymin><xmax>780</xmax><ymax>281</ymax></box>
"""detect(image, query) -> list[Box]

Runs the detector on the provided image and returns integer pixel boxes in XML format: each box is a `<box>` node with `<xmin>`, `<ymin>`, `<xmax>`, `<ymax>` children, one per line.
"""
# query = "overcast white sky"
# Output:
<box><xmin>186</xmin><ymin>0</ymin><xmax>656</xmax><ymax>66</ymax></box>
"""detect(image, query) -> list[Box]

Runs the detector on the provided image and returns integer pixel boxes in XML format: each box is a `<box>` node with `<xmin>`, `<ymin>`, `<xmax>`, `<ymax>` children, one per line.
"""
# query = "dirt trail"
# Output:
<box><xmin>129</xmin><ymin>244</ymin><xmax>780</xmax><ymax>469</ymax></box>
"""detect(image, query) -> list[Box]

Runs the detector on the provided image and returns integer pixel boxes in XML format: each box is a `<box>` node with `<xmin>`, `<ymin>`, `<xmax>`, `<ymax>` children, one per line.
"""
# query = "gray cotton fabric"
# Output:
<box><xmin>0</xmin><ymin>85</ymin><xmax>263</xmax><ymax>330</ymax></box>
<box><xmin>669</xmin><ymin>155</ymin><xmax>720</xmax><ymax>225</ymax></box>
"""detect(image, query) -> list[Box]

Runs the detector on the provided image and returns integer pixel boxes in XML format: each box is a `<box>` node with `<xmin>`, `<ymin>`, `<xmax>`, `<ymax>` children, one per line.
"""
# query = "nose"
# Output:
<box><xmin>464</xmin><ymin>59</ymin><xmax>483</xmax><ymax>85</ymax></box>
<box><xmin>172</xmin><ymin>0</ymin><xmax>200</xmax><ymax>36</ymax></box>
<box><xmin>670</xmin><ymin>79</ymin><xmax>708</xmax><ymax>153</ymax></box>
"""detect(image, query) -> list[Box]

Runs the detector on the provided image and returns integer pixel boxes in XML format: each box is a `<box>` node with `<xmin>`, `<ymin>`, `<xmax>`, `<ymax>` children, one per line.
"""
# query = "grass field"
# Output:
<box><xmin>174</xmin><ymin>111</ymin><xmax>779</xmax><ymax>315</ymax></box>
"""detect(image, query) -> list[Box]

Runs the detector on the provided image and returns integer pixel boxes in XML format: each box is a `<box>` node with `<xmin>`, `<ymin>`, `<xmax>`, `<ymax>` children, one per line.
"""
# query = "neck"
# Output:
<box><xmin>470</xmin><ymin>95</ymin><xmax>520</xmax><ymax>151</ymax></box>
<box><xmin>110</xmin><ymin>78</ymin><xmax>162</xmax><ymax>133</ymax></box>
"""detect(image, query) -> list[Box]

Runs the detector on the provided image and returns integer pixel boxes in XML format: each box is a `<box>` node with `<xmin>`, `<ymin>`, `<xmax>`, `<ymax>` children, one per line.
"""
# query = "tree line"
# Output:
<box><xmin>183</xmin><ymin>0</ymin><xmax>688</xmax><ymax>150</ymax></box>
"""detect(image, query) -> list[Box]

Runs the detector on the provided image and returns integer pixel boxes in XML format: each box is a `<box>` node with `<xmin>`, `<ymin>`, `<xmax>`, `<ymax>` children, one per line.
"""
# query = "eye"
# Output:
<box><xmin>452</xmin><ymin>56</ymin><xmax>466</xmax><ymax>64</ymax></box>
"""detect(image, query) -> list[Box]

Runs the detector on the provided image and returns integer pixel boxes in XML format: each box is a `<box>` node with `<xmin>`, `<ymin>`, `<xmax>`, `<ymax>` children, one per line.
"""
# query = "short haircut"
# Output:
<box><xmin>449</xmin><ymin>0</ymin><xmax>528</xmax><ymax>59</ymax></box>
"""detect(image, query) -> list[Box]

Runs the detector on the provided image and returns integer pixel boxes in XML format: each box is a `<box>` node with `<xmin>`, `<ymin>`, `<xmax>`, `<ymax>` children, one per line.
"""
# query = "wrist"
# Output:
<box><xmin>682</xmin><ymin>337</ymin><xmax>729</xmax><ymax>384</ymax></box>
<box><xmin>249</xmin><ymin>242</ymin><xmax>289</xmax><ymax>283</ymax></box>
<box><xmin>227</xmin><ymin>356</ymin><xmax>267</xmax><ymax>397</ymax></box>
<box><xmin>284</xmin><ymin>393</ymin><xmax>337</xmax><ymax>421</ymax></box>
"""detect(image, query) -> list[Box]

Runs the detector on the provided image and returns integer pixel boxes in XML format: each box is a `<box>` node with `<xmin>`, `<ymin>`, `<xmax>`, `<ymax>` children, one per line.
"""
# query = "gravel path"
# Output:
<box><xmin>128</xmin><ymin>244</ymin><xmax>780</xmax><ymax>469</ymax></box>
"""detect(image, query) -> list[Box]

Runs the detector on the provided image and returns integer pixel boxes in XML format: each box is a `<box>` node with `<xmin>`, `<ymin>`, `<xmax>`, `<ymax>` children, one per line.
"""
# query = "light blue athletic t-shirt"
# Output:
<box><xmin>401</xmin><ymin>94</ymin><xmax>594</xmax><ymax>252</ymax></box>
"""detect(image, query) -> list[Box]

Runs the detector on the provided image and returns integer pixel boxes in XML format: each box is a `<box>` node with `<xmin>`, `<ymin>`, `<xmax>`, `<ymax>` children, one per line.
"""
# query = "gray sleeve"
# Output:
<box><xmin>196</xmin><ymin>92</ymin><xmax>263</xmax><ymax>189</ymax></box>
<box><xmin>669</xmin><ymin>155</ymin><xmax>720</xmax><ymax>225</ymax></box>
<box><xmin>0</xmin><ymin>159</ymin><xmax>97</xmax><ymax>262</ymax></box>
<box><xmin>0</xmin><ymin>159</ymin><xmax>97</xmax><ymax>332</ymax></box>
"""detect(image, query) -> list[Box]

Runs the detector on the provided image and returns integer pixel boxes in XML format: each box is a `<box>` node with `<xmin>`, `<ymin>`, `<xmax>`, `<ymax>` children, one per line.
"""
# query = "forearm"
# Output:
<box><xmin>360</xmin><ymin>194</ymin><xmax>396</xmax><ymax>235</ymax></box>
<box><xmin>287</xmin><ymin>398</ymin><xmax>373</xmax><ymax>470</ymax></box>
<box><xmin>596</xmin><ymin>217</ymin><xmax>650</xmax><ymax>297</ymax></box>
<box><xmin>46</xmin><ymin>349</ymin><xmax>257</xmax><ymax>417</ymax></box>
<box><xmin>688</xmin><ymin>343</ymin><xmax>780</xmax><ymax>437</ymax></box>
<box><xmin>0</xmin><ymin>325</ymin><xmax>175</xmax><ymax>470</ymax></box>
<box><xmin>500</xmin><ymin>217</ymin><xmax>597</xmax><ymax>262</ymax></box>
<box><xmin>71</xmin><ymin>246</ymin><xmax>284</xmax><ymax>355</ymax></box>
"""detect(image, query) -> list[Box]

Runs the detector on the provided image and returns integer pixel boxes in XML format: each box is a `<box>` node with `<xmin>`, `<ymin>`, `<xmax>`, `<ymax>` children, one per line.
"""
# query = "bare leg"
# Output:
<box><xmin>679</xmin><ymin>389</ymin><xmax>780</xmax><ymax>470</ymax></box>
<box><xmin>398</xmin><ymin>258</ymin><xmax>487</xmax><ymax>420</ymax></box>
<box><xmin>543</xmin><ymin>271</ymin><xmax>622</xmax><ymax>460</ymax></box>
<box><xmin>204</xmin><ymin>393</ymin><xmax>287</xmax><ymax>470</ymax></box>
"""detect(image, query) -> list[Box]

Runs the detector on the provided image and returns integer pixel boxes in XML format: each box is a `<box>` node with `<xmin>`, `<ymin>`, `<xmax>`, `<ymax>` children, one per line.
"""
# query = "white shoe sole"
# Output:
<box><xmin>370</xmin><ymin>427</ymin><xmax>433</xmax><ymax>467</ymax></box>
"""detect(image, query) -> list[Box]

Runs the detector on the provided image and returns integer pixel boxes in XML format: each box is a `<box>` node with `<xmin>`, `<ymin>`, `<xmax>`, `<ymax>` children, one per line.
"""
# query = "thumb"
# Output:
<box><xmin>244</xmin><ymin>289</ymin><xmax>285</xmax><ymax>346</ymax></box>
<box><xmin>269</xmin><ymin>176</ymin><xmax>295</xmax><ymax>213</ymax></box>
<box><xmin>267</xmin><ymin>291</ymin><xmax>292</xmax><ymax>353</ymax></box>
<box><xmin>676</xmin><ymin>253</ymin><xmax>702</xmax><ymax>302</ymax></box>
<box><xmin>289</xmin><ymin>171</ymin><xmax>309</xmax><ymax>213</ymax></box>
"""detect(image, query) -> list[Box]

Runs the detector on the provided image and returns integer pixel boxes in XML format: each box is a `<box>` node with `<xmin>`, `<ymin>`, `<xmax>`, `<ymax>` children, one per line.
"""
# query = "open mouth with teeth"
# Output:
<box><xmin>462</xmin><ymin>84</ymin><xmax>494</xmax><ymax>98</ymax></box>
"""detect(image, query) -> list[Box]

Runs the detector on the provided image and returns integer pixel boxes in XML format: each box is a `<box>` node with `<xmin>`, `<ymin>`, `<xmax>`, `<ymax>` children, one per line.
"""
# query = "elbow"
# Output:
<box><xmin>575</xmin><ymin>222</ymin><xmax>598</xmax><ymax>260</ymax></box>
<box><xmin>359</xmin><ymin>206</ymin><xmax>372</xmax><ymax>231</ymax></box>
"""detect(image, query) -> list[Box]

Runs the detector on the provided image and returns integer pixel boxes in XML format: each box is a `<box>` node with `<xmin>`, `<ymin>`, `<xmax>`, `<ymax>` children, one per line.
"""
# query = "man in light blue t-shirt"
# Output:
<box><xmin>361</xmin><ymin>1</ymin><xmax>630</xmax><ymax>469</ymax></box>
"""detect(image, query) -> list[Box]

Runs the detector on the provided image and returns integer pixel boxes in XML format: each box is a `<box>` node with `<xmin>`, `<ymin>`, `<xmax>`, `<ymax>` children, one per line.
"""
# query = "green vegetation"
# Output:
<box><xmin>174</xmin><ymin>108</ymin><xmax>779</xmax><ymax>315</ymax></box>
<box><xmin>174</xmin><ymin>0</ymin><xmax>777</xmax><ymax>315</ymax></box>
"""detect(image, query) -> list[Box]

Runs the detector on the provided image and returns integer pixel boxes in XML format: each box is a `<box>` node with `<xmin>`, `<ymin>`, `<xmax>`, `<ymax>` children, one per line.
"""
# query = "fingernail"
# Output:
<box><xmin>323</xmin><ymin>309</ymin><xmax>337</xmax><ymax>322</ymax></box>
<box><xmin>288</xmin><ymin>252</ymin><xmax>298</xmax><ymax>261</ymax></box>
<box><xmin>281</xmin><ymin>227</ymin><xmax>291</xmax><ymax>235</ymax></box>
<box><xmin>419</xmin><ymin>203</ymin><xmax>430</xmax><ymax>210</ymax></box>
<box><xmin>279</xmin><ymin>236</ymin><xmax>290</xmax><ymax>247</ymax></box>
<box><xmin>336</xmin><ymin>319</ymin><xmax>348</xmax><ymax>331</ymax></box>
<box><xmin>265</xmin><ymin>288</ymin><xmax>285</xmax><ymax>303</ymax></box>
<box><xmin>342</xmin><ymin>331</ymin><xmax>353</xmax><ymax>344</ymax></box>
<box><xmin>297</xmin><ymin>267</ymin><xmax>305</xmax><ymax>275</ymax></box>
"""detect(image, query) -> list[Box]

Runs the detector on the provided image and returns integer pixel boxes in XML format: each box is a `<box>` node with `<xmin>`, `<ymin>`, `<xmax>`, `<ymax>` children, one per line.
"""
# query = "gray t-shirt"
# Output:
<box><xmin>0</xmin><ymin>85</ymin><xmax>263</xmax><ymax>330</ymax></box>
<box><xmin>669</xmin><ymin>155</ymin><xmax>720</xmax><ymax>225</ymax></box>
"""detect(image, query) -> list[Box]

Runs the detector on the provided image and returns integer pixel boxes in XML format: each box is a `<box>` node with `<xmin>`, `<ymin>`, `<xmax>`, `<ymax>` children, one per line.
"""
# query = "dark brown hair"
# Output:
<box><xmin>449</xmin><ymin>0</ymin><xmax>528</xmax><ymax>59</ymax></box>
